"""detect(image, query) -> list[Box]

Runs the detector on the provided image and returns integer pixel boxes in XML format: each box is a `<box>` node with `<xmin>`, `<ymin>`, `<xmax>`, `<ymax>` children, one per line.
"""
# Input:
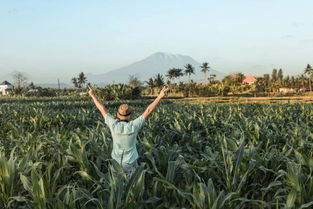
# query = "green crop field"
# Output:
<box><xmin>0</xmin><ymin>97</ymin><xmax>313</xmax><ymax>209</ymax></box>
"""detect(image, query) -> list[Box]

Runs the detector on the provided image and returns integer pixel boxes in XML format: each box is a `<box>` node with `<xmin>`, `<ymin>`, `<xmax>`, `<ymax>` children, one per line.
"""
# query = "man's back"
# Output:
<box><xmin>104</xmin><ymin>114</ymin><xmax>145</xmax><ymax>164</ymax></box>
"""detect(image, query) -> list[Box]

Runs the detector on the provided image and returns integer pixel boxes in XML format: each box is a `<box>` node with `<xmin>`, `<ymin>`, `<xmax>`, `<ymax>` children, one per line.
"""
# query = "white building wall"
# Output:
<box><xmin>0</xmin><ymin>85</ymin><xmax>13</xmax><ymax>95</ymax></box>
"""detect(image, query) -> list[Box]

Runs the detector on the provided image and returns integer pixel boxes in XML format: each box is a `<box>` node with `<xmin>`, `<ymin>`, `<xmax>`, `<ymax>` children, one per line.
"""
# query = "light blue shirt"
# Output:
<box><xmin>104</xmin><ymin>113</ymin><xmax>145</xmax><ymax>164</ymax></box>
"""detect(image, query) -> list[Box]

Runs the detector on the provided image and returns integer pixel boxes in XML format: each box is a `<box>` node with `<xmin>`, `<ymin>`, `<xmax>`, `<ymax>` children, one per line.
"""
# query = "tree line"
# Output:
<box><xmin>142</xmin><ymin>63</ymin><xmax>313</xmax><ymax>97</ymax></box>
<box><xmin>4</xmin><ymin>64</ymin><xmax>313</xmax><ymax>98</ymax></box>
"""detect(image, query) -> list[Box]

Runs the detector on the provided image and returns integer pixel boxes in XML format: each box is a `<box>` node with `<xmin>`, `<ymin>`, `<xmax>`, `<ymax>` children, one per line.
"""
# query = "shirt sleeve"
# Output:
<box><xmin>104</xmin><ymin>113</ymin><xmax>117</xmax><ymax>129</ymax></box>
<box><xmin>132</xmin><ymin>115</ymin><xmax>146</xmax><ymax>131</ymax></box>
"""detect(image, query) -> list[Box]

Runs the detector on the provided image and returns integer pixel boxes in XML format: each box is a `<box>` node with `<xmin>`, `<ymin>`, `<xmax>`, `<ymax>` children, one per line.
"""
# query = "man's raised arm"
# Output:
<box><xmin>88</xmin><ymin>86</ymin><xmax>108</xmax><ymax>117</ymax></box>
<box><xmin>143</xmin><ymin>86</ymin><xmax>169</xmax><ymax>118</ymax></box>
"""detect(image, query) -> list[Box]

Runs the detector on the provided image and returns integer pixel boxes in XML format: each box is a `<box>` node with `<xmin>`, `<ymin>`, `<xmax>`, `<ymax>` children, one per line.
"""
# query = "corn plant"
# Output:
<box><xmin>1</xmin><ymin>97</ymin><xmax>313</xmax><ymax>208</ymax></box>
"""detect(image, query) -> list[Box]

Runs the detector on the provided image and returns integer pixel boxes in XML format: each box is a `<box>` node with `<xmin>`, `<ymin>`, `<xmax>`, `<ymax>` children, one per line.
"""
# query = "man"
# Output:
<box><xmin>88</xmin><ymin>86</ymin><xmax>169</xmax><ymax>176</ymax></box>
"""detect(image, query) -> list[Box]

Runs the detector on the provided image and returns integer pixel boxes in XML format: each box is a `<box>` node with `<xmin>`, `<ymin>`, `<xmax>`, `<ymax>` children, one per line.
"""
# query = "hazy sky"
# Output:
<box><xmin>1</xmin><ymin>0</ymin><xmax>313</xmax><ymax>83</ymax></box>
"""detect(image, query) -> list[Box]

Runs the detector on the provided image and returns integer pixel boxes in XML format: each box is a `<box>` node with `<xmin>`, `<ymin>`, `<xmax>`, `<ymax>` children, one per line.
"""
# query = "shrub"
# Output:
<box><xmin>95</xmin><ymin>84</ymin><xmax>142</xmax><ymax>100</ymax></box>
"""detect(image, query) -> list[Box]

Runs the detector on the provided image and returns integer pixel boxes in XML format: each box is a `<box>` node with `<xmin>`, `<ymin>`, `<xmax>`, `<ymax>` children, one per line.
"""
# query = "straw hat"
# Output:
<box><xmin>117</xmin><ymin>104</ymin><xmax>132</xmax><ymax>120</ymax></box>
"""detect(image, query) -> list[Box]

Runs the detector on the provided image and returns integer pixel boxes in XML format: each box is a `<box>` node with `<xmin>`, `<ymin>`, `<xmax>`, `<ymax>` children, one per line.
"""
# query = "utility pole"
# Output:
<box><xmin>57</xmin><ymin>78</ymin><xmax>60</xmax><ymax>90</ymax></box>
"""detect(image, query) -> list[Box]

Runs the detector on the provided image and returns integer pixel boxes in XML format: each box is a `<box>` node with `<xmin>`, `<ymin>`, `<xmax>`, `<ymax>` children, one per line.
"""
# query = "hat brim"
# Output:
<box><xmin>117</xmin><ymin>112</ymin><xmax>131</xmax><ymax>120</ymax></box>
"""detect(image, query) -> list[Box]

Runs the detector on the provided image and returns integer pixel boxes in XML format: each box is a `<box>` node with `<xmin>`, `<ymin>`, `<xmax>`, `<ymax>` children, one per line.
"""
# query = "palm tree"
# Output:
<box><xmin>166</xmin><ymin>68</ymin><xmax>175</xmax><ymax>81</ymax></box>
<box><xmin>166</xmin><ymin>68</ymin><xmax>183</xmax><ymax>83</ymax></box>
<box><xmin>200</xmin><ymin>62</ymin><xmax>210</xmax><ymax>84</ymax></box>
<box><xmin>77</xmin><ymin>72</ymin><xmax>87</xmax><ymax>88</ymax></box>
<box><xmin>304</xmin><ymin>64</ymin><xmax>313</xmax><ymax>92</ymax></box>
<box><xmin>72</xmin><ymin>77</ymin><xmax>78</xmax><ymax>88</ymax></box>
<box><xmin>166</xmin><ymin>68</ymin><xmax>183</xmax><ymax>95</ymax></box>
<box><xmin>146</xmin><ymin>77</ymin><xmax>155</xmax><ymax>95</ymax></box>
<box><xmin>154</xmin><ymin>73</ymin><xmax>165</xmax><ymax>88</ymax></box>
<box><xmin>184</xmin><ymin>64</ymin><xmax>195</xmax><ymax>83</ymax></box>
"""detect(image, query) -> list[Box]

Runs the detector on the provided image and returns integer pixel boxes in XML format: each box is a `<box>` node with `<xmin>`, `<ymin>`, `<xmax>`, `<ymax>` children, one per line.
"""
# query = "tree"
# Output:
<box><xmin>77</xmin><ymin>72</ymin><xmax>87</xmax><ymax>88</ymax></box>
<box><xmin>284</xmin><ymin>75</ymin><xmax>290</xmax><ymax>87</ymax></box>
<box><xmin>222</xmin><ymin>73</ymin><xmax>245</xmax><ymax>86</ymax></box>
<box><xmin>304</xmin><ymin>64</ymin><xmax>313</xmax><ymax>92</ymax></box>
<box><xmin>184</xmin><ymin>64</ymin><xmax>195</xmax><ymax>83</ymax></box>
<box><xmin>289</xmin><ymin>76</ymin><xmax>297</xmax><ymax>89</ymax></box>
<box><xmin>208</xmin><ymin>74</ymin><xmax>217</xmax><ymax>84</ymax></box>
<box><xmin>263</xmin><ymin>74</ymin><xmax>270</xmax><ymax>94</ymax></box>
<box><xmin>128</xmin><ymin>75</ymin><xmax>142</xmax><ymax>88</ymax></box>
<box><xmin>200</xmin><ymin>62</ymin><xmax>210</xmax><ymax>84</ymax></box>
<box><xmin>166</xmin><ymin>68</ymin><xmax>183</xmax><ymax>95</ymax></box>
<box><xmin>278</xmin><ymin>68</ymin><xmax>283</xmax><ymax>85</ymax></box>
<box><xmin>166</xmin><ymin>68</ymin><xmax>176</xmax><ymax>82</ymax></box>
<box><xmin>72</xmin><ymin>77</ymin><xmax>78</xmax><ymax>88</ymax></box>
<box><xmin>12</xmin><ymin>72</ymin><xmax>28</xmax><ymax>95</ymax></box>
<box><xmin>71</xmin><ymin>72</ymin><xmax>87</xmax><ymax>89</ymax></box>
<box><xmin>271</xmin><ymin>69</ymin><xmax>279</xmax><ymax>92</ymax></box>
<box><xmin>146</xmin><ymin>78</ymin><xmax>155</xmax><ymax>95</ymax></box>
<box><xmin>217</xmin><ymin>83</ymin><xmax>230</xmax><ymax>96</ymax></box>
<box><xmin>184</xmin><ymin>64</ymin><xmax>195</xmax><ymax>97</ymax></box>
<box><xmin>12</xmin><ymin>72</ymin><xmax>27</xmax><ymax>90</ymax></box>
<box><xmin>28</xmin><ymin>82</ymin><xmax>35</xmax><ymax>89</ymax></box>
<box><xmin>166</xmin><ymin>79</ymin><xmax>171</xmax><ymax>87</ymax></box>
<box><xmin>154</xmin><ymin>73</ymin><xmax>165</xmax><ymax>88</ymax></box>
<box><xmin>222</xmin><ymin>73</ymin><xmax>245</xmax><ymax>94</ymax></box>
<box><xmin>299</xmin><ymin>74</ymin><xmax>307</xmax><ymax>89</ymax></box>
<box><xmin>272</xmin><ymin>69</ymin><xmax>278</xmax><ymax>82</ymax></box>
<box><xmin>166</xmin><ymin>68</ymin><xmax>183</xmax><ymax>83</ymax></box>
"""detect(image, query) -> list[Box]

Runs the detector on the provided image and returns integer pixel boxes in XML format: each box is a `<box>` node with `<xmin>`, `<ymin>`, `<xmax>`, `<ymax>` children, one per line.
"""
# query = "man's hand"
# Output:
<box><xmin>88</xmin><ymin>86</ymin><xmax>95</xmax><ymax>97</ymax></box>
<box><xmin>158</xmin><ymin>86</ymin><xmax>169</xmax><ymax>98</ymax></box>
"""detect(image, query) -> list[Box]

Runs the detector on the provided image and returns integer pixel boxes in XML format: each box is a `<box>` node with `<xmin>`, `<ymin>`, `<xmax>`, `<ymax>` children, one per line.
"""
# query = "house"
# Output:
<box><xmin>279</xmin><ymin>88</ymin><xmax>296</xmax><ymax>94</ymax></box>
<box><xmin>0</xmin><ymin>81</ymin><xmax>14</xmax><ymax>95</ymax></box>
<box><xmin>242</xmin><ymin>76</ymin><xmax>257</xmax><ymax>85</ymax></box>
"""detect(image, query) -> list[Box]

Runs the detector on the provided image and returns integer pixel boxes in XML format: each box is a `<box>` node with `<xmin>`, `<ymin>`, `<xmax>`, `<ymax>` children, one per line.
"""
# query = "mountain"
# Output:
<box><xmin>87</xmin><ymin>52</ymin><xmax>225</xmax><ymax>85</ymax></box>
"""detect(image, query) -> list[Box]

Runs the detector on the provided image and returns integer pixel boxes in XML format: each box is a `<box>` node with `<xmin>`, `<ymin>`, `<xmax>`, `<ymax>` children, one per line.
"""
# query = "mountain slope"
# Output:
<box><xmin>87</xmin><ymin>52</ymin><xmax>225</xmax><ymax>85</ymax></box>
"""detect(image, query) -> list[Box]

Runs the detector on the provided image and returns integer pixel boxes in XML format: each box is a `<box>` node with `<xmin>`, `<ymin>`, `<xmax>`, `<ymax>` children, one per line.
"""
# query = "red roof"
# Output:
<box><xmin>242</xmin><ymin>76</ymin><xmax>256</xmax><ymax>83</ymax></box>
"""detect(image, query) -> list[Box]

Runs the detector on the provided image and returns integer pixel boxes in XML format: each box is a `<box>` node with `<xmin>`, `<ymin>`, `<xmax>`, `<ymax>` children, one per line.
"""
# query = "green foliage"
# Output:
<box><xmin>1</xmin><ymin>98</ymin><xmax>313</xmax><ymax>208</ymax></box>
<box><xmin>94</xmin><ymin>84</ymin><xmax>142</xmax><ymax>100</ymax></box>
<box><xmin>166</xmin><ymin>68</ymin><xmax>183</xmax><ymax>81</ymax></box>
<box><xmin>72</xmin><ymin>72</ymin><xmax>88</xmax><ymax>89</ymax></box>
